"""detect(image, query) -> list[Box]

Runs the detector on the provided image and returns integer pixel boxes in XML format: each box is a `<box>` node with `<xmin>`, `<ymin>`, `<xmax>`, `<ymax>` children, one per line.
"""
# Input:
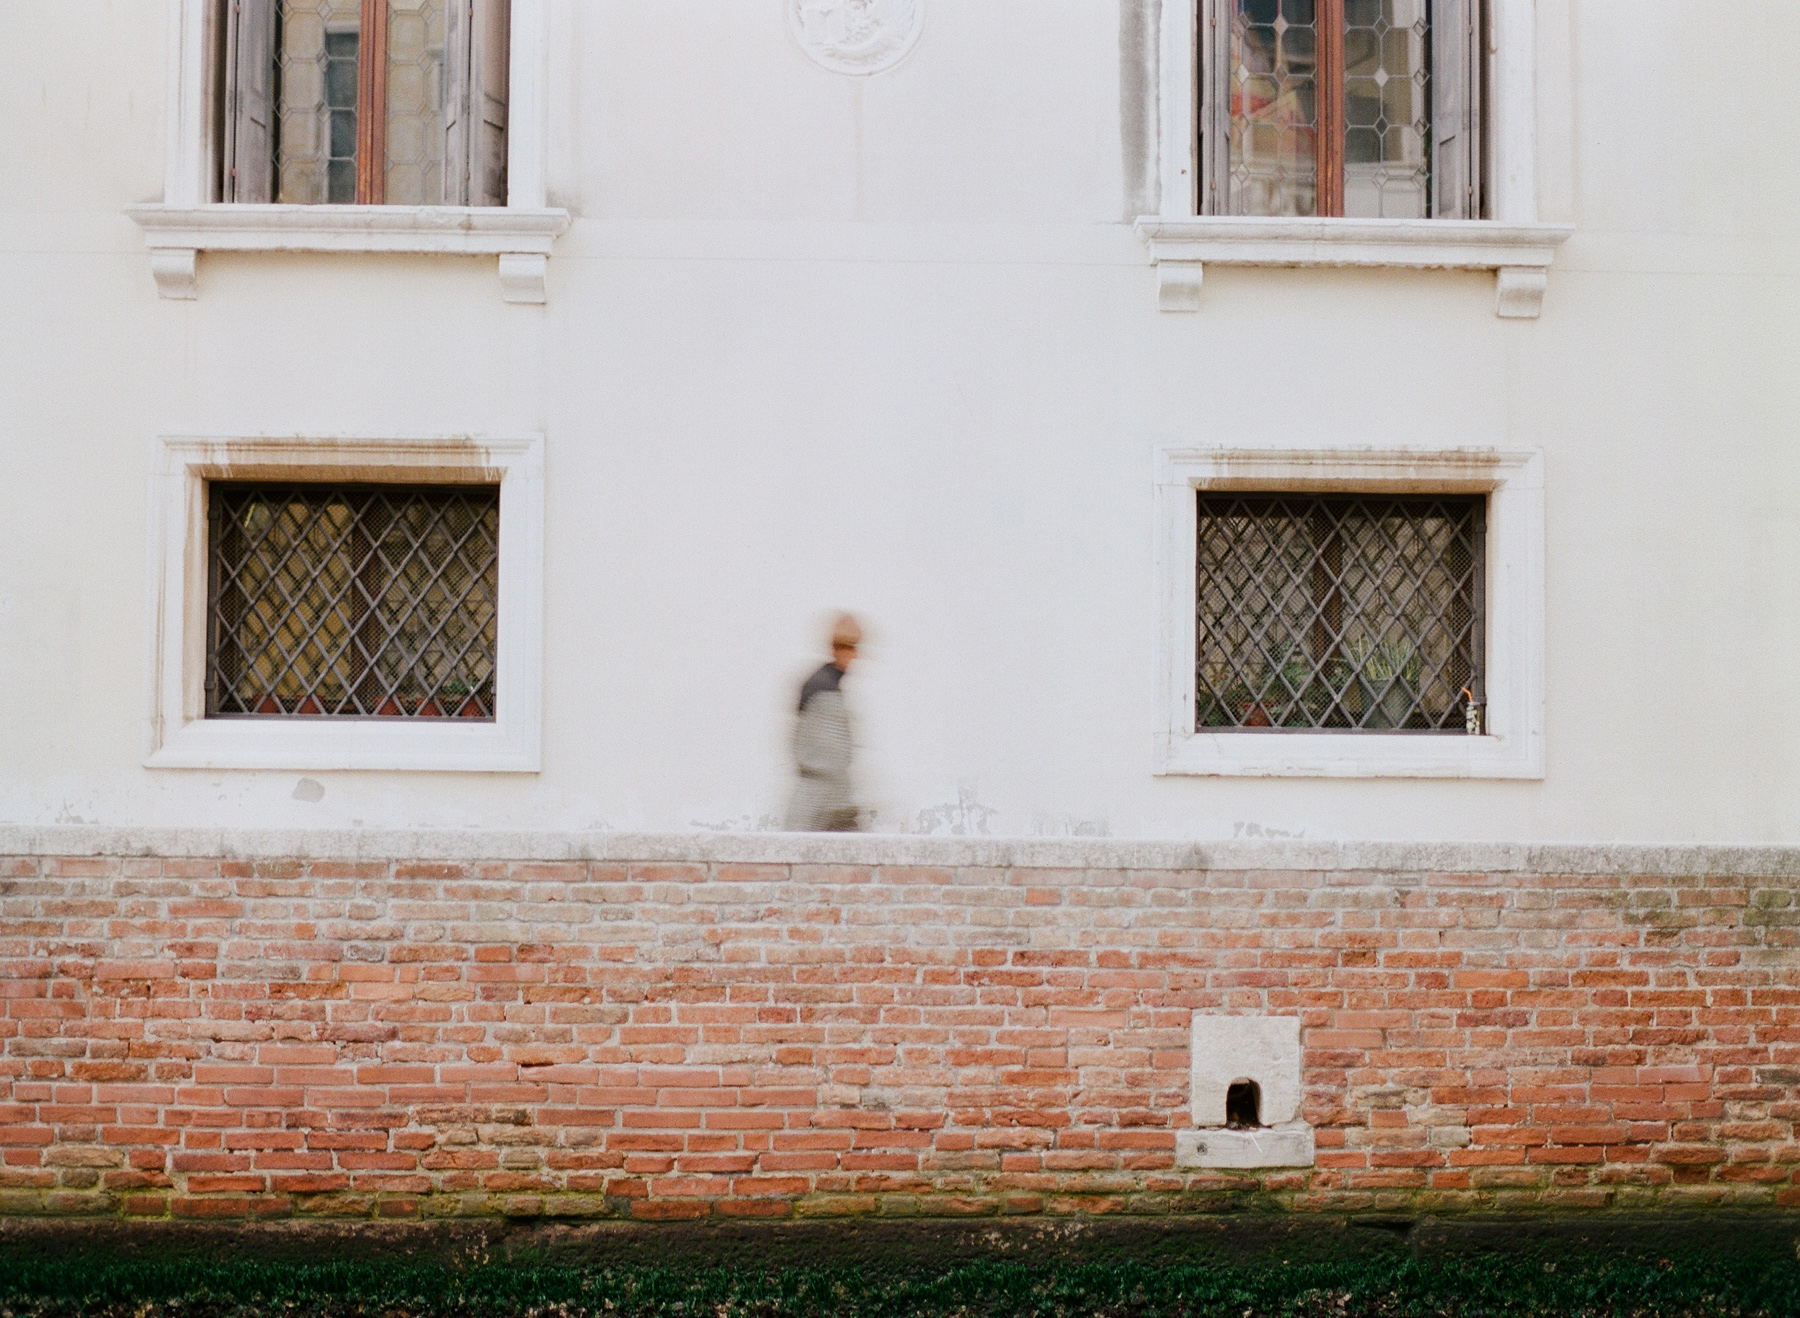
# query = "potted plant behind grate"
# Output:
<box><xmin>1273</xmin><ymin>654</ymin><xmax>1318</xmax><ymax>728</ymax></box>
<box><xmin>1236</xmin><ymin>678</ymin><xmax>1275</xmax><ymax>727</ymax></box>
<box><xmin>1237</xmin><ymin>661</ymin><xmax>1285</xmax><ymax>727</ymax></box>
<box><xmin>1309</xmin><ymin>655</ymin><xmax>1358</xmax><ymax>729</ymax></box>
<box><xmin>1346</xmin><ymin>639</ymin><xmax>1421</xmax><ymax>730</ymax></box>
<box><xmin>442</xmin><ymin>678</ymin><xmax>486</xmax><ymax>718</ymax></box>
<box><xmin>1197</xmin><ymin>686</ymin><xmax>1235</xmax><ymax>729</ymax></box>
<box><xmin>1205</xmin><ymin>672</ymin><xmax>1267</xmax><ymax>727</ymax></box>
<box><xmin>1208</xmin><ymin>655</ymin><xmax>1317</xmax><ymax>729</ymax></box>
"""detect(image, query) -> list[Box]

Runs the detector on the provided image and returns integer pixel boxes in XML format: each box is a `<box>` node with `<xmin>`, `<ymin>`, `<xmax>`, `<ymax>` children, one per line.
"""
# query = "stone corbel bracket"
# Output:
<box><xmin>126</xmin><ymin>204</ymin><xmax>573</xmax><ymax>303</ymax></box>
<box><xmin>1135</xmin><ymin>217</ymin><xmax>1574</xmax><ymax>319</ymax></box>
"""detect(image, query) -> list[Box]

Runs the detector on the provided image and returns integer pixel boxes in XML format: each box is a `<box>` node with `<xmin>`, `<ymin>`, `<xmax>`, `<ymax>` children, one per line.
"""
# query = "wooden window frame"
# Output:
<box><xmin>219</xmin><ymin>0</ymin><xmax>512</xmax><ymax>208</ymax></box>
<box><xmin>353</xmin><ymin>0</ymin><xmax>390</xmax><ymax>205</ymax></box>
<box><xmin>1314</xmin><ymin>0</ymin><xmax>1346</xmax><ymax>217</ymax></box>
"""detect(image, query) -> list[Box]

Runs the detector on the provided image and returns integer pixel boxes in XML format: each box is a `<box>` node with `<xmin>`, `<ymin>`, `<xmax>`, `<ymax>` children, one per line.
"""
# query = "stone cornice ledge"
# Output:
<box><xmin>2</xmin><ymin>826</ymin><xmax>1797</xmax><ymax>879</ymax></box>
<box><xmin>126</xmin><ymin>204</ymin><xmax>574</xmax><ymax>303</ymax></box>
<box><xmin>1133</xmin><ymin>216</ymin><xmax>1575</xmax><ymax>318</ymax></box>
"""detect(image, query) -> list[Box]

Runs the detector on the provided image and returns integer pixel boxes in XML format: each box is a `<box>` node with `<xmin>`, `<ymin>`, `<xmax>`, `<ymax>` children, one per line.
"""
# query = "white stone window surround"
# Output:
<box><xmin>1154</xmin><ymin>446</ymin><xmax>1545</xmax><ymax>779</ymax></box>
<box><xmin>1139</xmin><ymin>0</ymin><xmax>1572</xmax><ymax>317</ymax></box>
<box><xmin>145</xmin><ymin>434</ymin><xmax>544</xmax><ymax>773</ymax></box>
<box><xmin>127</xmin><ymin>0</ymin><xmax>570</xmax><ymax>303</ymax></box>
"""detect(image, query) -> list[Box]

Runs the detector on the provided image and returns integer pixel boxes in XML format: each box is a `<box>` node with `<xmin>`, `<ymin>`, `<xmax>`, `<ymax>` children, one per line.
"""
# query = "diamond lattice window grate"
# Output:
<box><xmin>1195</xmin><ymin>493</ymin><xmax>1484</xmax><ymax>732</ymax></box>
<box><xmin>207</xmin><ymin>483</ymin><xmax>500</xmax><ymax>719</ymax></box>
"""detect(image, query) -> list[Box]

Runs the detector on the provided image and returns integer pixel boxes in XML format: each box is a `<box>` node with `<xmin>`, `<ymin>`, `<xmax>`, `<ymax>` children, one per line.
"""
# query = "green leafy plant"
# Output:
<box><xmin>1344</xmin><ymin>637</ymin><xmax>1421</xmax><ymax>685</ymax></box>
<box><xmin>1343</xmin><ymin>638</ymin><xmax>1422</xmax><ymax>729</ymax></box>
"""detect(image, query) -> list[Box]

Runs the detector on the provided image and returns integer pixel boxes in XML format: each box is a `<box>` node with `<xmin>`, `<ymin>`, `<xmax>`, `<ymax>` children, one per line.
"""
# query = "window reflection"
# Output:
<box><xmin>1229</xmin><ymin>0</ymin><xmax>1319</xmax><ymax>217</ymax></box>
<box><xmin>1342</xmin><ymin>0</ymin><xmax>1429</xmax><ymax>218</ymax></box>
<box><xmin>1226</xmin><ymin>0</ymin><xmax>1432</xmax><ymax>219</ymax></box>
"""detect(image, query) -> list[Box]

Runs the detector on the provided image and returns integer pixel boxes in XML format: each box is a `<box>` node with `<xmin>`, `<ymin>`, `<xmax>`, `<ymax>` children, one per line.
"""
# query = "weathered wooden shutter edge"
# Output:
<box><xmin>443</xmin><ymin>0</ymin><xmax>472</xmax><ymax>205</ymax></box>
<box><xmin>224</xmin><ymin>0</ymin><xmax>277</xmax><ymax>204</ymax></box>
<box><xmin>1431</xmin><ymin>0</ymin><xmax>1481</xmax><ymax>219</ymax></box>
<box><xmin>1199</xmin><ymin>0</ymin><xmax>1232</xmax><ymax>216</ymax></box>
<box><xmin>475</xmin><ymin>0</ymin><xmax>512</xmax><ymax>207</ymax></box>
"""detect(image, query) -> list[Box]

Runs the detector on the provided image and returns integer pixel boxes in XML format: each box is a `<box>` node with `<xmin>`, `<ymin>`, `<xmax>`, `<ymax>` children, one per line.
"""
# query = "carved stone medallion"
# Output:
<box><xmin>789</xmin><ymin>0</ymin><xmax>924</xmax><ymax>76</ymax></box>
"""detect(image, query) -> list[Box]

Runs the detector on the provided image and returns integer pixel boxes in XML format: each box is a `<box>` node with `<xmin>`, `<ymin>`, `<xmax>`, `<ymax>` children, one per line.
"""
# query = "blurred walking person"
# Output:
<box><xmin>785</xmin><ymin>614</ymin><xmax>863</xmax><ymax>832</ymax></box>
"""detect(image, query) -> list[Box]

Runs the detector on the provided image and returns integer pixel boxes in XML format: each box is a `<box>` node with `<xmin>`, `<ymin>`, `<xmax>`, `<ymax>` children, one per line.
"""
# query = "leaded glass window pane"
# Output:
<box><xmin>271</xmin><ymin>0</ymin><xmax>452</xmax><ymax>205</ymax></box>
<box><xmin>384</xmin><ymin>0</ymin><xmax>449</xmax><ymax>205</ymax></box>
<box><xmin>1342</xmin><ymin>0</ymin><xmax>1430</xmax><ymax>218</ymax></box>
<box><xmin>274</xmin><ymin>1</ymin><xmax>364</xmax><ymax>204</ymax></box>
<box><xmin>1229</xmin><ymin>0</ymin><xmax>1320</xmax><ymax>218</ymax></box>
<box><xmin>1219</xmin><ymin>0</ymin><xmax>1441</xmax><ymax>218</ymax></box>
<box><xmin>1195</xmin><ymin>494</ymin><xmax>1483</xmax><ymax>732</ymax></box>
<box><xmin>207</xmin><ymin>484</ymin><xmax>499</xmax><ymax>719</ymax></box>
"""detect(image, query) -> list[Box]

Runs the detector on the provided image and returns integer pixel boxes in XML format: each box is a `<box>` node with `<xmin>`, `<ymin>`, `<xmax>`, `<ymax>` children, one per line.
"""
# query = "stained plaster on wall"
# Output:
<box><xmin>1119</xmin><ymin>0</ymin><xmax>1160</xmax><ymax>219</ymax></box>
<box><xmin>688</xmin><ymin>813</ymin><xmax>785</xmax><ymax>833</ymax></box>
<box><xmin>0</xmin><ymin>770</ymin><xmax>629</xmax><ymax>836</ymax></box>
<box><xmin>1234</xmin><ymin>821</ymin><xmax>1307</xmax><ymax>839</ymax></box>
<box><xmin>1031</xmin><ymin>812</ymin><xmax>1113</xmax><ymax>838</ymax></box>
<box><xmin>911</xmin><ymin>782</ymin><xmax>998</xmax><ymax>836</ymax></box>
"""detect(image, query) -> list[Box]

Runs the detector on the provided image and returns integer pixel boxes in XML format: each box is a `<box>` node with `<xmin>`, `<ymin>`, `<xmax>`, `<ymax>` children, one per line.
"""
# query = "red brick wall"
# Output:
<box><xmin>1</xmin><ymin>850</ymin><xmax>1796</xmax><ymax>1222</ymax></box>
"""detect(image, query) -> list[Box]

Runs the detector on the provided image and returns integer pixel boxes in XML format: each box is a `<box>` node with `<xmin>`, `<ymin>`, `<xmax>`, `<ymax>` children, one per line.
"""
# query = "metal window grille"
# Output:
<box><xmin>207</xmin><ymin>483</ymin><xmax>499</xmax><ymax>719</ymax></box>
<box><xmin>1196</xmin><ymin>493</ymin><xmax>1484</xmax><ymax>732</ymax></box>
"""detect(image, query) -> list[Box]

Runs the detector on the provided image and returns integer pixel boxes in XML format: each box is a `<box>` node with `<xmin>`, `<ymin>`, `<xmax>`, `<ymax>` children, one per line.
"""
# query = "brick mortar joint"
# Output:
<box><xmin>7</xmin><ymin>827</ymin><xmax>1800</xmax><ymax>877</ymax></box>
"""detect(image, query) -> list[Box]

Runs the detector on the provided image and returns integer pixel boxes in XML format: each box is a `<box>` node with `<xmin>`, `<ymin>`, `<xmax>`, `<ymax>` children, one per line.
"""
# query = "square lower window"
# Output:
<box><xmin>1195</xmin><ymin>493</ymin><xmax>1484</xmax><ymax>733</ymax></box>
<box><xmin>1155</xmin><ymin>447</ymin><xmax>1543</xmax><ymax>778</ymax></box>
<box><xmin>147</xmin><ymin>435</ymin><xmax>543</xmax><ymax>772</ymax></box>
<box><xmin>206</xmin><ymin>483</ymin><xmax>500</xmax><ymax>720</ymax></box>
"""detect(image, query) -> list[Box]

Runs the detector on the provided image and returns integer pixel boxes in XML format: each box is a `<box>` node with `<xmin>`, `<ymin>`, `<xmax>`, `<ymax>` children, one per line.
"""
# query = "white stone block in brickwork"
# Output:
<box><xmin>1190</xmin><ymin>1014</ymin><xmax>1302</xmax><ymax>1127</ymax></box>
<box><xmin>1175</xmin><ymin>1124</ymin><xmax>1314</xmax><ymax>1169</ymax></box>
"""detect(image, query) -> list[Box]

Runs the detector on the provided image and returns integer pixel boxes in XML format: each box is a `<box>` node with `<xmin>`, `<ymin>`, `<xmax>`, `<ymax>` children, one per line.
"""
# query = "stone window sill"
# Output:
<box><xmin>1156</xmin><ymin>732</ymin><xmax>1538</xmax><ymax>780</ymax></box>
<box><xmin>1134</xmin><ymin>216</ymin><xmax>1574</xmax><ymax>317</ymax></box>
<box><xmin>125</xmin><ymin>204</ymin><xmax>573</xmax><ymax>303</ymax></box>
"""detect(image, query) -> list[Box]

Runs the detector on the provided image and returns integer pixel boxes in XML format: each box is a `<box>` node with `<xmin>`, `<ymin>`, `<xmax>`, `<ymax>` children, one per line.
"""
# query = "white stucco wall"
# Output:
<box><xmin>1</xmin><ymin>0</ymin><xmax>1797</xmax><ymax>842</ymax></box>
